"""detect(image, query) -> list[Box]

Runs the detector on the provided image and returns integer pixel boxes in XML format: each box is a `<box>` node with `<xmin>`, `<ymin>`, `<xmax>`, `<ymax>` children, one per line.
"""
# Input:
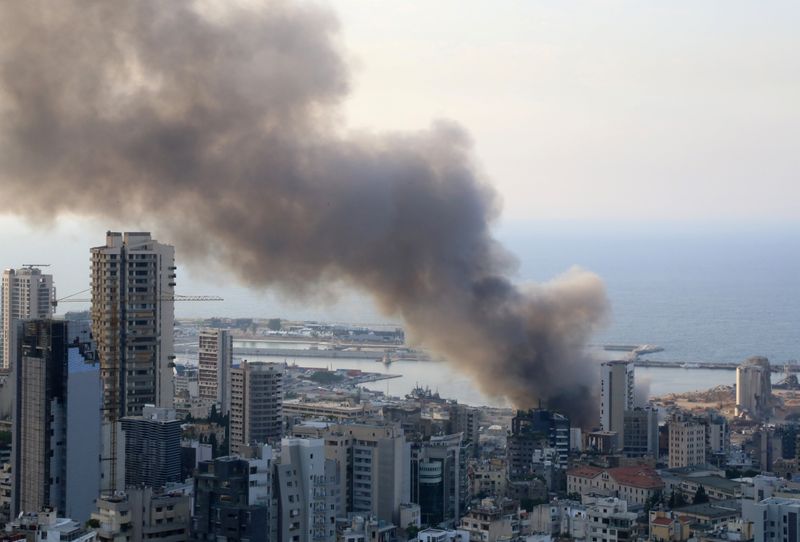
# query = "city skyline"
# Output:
<box><xmin>0</xmin><ymin>2</ymin><xmax>798</xmax><ymax>541</ymax></box>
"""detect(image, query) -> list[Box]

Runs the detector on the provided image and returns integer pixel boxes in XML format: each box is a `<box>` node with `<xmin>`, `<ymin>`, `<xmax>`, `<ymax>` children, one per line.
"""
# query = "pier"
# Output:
<box><xmin>633</xmin><ymin>359</ymin><xmax>798</xmax><ymax>373</ymax></box>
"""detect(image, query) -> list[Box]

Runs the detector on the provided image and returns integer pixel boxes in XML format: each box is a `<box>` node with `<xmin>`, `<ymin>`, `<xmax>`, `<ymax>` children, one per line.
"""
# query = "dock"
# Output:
<box><xmin>633</xmin><ymin>359</ymin><xmax>797</xmax><ymax>373</ymax></box>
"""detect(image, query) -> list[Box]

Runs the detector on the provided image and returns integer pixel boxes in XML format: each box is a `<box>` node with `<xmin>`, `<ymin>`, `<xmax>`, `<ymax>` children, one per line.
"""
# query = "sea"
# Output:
<box><xmin>176</xmin><ymin>223</ymin><xmax>800</xmax><ymax>409</ymax></box>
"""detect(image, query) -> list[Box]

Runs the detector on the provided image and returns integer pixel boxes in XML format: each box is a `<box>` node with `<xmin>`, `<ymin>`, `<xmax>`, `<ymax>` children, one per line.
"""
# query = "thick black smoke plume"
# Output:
<box><xmin>0</xmin><ymin>1</ymin><xmax>608</xmax><ymax>424</ymax></box>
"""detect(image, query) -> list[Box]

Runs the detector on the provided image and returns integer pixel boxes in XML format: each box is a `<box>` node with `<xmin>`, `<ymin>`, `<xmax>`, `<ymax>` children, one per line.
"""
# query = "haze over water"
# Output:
<box><xmin>176</xmin><ymin>224</ymin><xmax>800</xmax><ymax>408</ymax></box>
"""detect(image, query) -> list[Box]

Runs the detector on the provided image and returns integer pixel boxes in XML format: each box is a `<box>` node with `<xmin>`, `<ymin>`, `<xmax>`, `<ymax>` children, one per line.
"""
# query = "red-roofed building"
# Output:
<box><xmin>567</xmin><ymin>465</ymin><xmax>664</xmax><ymax>506</ymax></box>
<box><xmin>649</xmin><ymin>510</ymin><xmax>691</xmax><ymax>541</ymax></box>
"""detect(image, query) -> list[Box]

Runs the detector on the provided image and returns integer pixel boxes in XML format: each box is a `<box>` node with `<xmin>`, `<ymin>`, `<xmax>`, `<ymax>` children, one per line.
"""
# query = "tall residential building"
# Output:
<box><xmin>121</xmin><ymin>405</ymin><xmax>181</xmax><ymax>489</ymax></box>
<box><xmin>507</xmin><ymin>408</ymin><xmax>570</xmax><ymax>478</ymax></box>
<box><xmin>276</xmin><ymin>438</ymin><xmax>338</xmax><ymax>542</ymax></box>
<box><xmin>10</xmin><ymin>316</ymin><xmax>100</xmax><ymax>522</ymax></box>
<box><xmin>198</xmin><ymin>329</ymin><xmax>233</xmax><ymax>414</ymax></box>
<box><xmin>1</xmin><ymin>266</ymin><xmax>55</xmax><ymax>370</ymax></box>
<box><xmin>92</xmin><ymin>487</ymin><xmax>192</xmax><ymax>542</ymax></box>
<box><xmin>192</xmin><ymin>446</ymin><xmax>272</xmax><ymax>542</ymax></box>
<box><xmin>449</xmin><ymin>403</ymin><xmax>480</xmax><ymax>457</ymax></box>
<box><xmin>65</xmin><ymin>328</ymin><xmax>102</xmax><ymax>523</ymax></box>
<box><xmin>91</xmin><ymin>231</ymin><xmax>175</xmax><ymax>493</ymax></box>
<box><xmin>11</xmin><ymin>319</ymin><xmax>68</xmax><ymax>516</ymax></box>
<box><xmin>411</xmin><ymin>433</ymin><xmax>466</xmax><ymax>527</ymax></box>
<box><xmin>229</xmin><ymin>361</ymin><xmax>283</xmax><ymax>454</ymax></box>
<box><xmin>458</xmin><ymin>498</ymin><xmax>521</xmax><ymax>542</ymax></box>
<box><xmin>341</xmin><ymin>422</ymin><xmax>409</xmax><ymax>525</ymax></box>
<box><xmin>584</xmin><ymin>496</ymin><xmax>637</xmax><ymax>542</ymax></box>
<box><xmin>7</xmin><ymin>508</ymin><xmax>96</xmax><ymax>542</ymax></box>
<box><xmin>736</xmin><ymin>356</ymin><xmax>773</xmax><ymax>420</ymax></box>
<box><xmin>742</xmin><ymin>497</ymin><xmax>800</xmax><ymax>542</ymax></box>
<box><xmin>290</xmin><ymin>421</ymin><xmax>410</xmax><ymax>525</ymax></box>
<box><xmin>600</xmin><ymin>360</ymin><xmax>634</xmax><ymax>448</ymax></box>
<box><xmin>622</xmin><ymin>407</ymin><xmax>659</xmax><ymax>458</ymax></box>
<box><xmin>668</xmin><ymin>416</ymin><xmax>706</xmax><ymax>468</ymax></box>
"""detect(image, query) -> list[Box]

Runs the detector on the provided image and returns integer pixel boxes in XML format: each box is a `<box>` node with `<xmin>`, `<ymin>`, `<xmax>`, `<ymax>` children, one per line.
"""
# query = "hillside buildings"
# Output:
<box><xmin>1</xmin><ymin>266</ymin><xmax>54</xmax><ymax>371</ymax></box>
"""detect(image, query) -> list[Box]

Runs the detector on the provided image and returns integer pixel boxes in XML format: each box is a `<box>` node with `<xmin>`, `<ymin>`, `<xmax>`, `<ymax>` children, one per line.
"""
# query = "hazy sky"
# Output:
<box><xmin>1</xmin><ymin>1</ymin><xmax>799</xmax><ymax>318</ymax></box>
<box><xmin>332</xmin><ymin>0</ymin><xmax>800</xmax><ymax>222</ymax></box>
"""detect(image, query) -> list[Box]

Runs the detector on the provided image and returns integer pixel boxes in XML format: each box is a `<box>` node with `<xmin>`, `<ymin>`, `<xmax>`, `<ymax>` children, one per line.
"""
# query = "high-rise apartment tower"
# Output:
<box><xmin>91</xmin><ymin>231</ymin><xmax>175</xmax><ymax>492</ymax></box>
<box><xmin>229</xmin><ymin>361</ymin><xmax>284</xmax><ymax>454</ymax></box>
<box><xmin>11</xmin><ymin>320</ymin><xmax>67</xmax><ymax>516</ymax></box>
<box><xmin>600</xmin><ymin>360</ymin><xmax>634</xmax><ymax>448</ymax></box>
<box><xmin>1</xmin><ymin>267</ymin><xmax>55</xmax><ymax>370</ymax></box>
<box><xmin>198</xmin><ymin>329</ymin><xmax>233</xmax><ymax>415</ymax></box>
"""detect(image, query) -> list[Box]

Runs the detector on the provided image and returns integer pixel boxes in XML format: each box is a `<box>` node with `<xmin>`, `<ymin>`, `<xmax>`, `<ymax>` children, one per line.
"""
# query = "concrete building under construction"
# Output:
<box><xmin>91</xmin><ymin>231</ymin><xmax>175</xmax><ymax>493</ymax></box>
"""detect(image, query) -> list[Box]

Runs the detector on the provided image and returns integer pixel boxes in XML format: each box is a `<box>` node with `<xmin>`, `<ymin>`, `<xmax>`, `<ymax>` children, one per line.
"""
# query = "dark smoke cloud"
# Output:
<box><xmin>0</xmin><ymin>0</ymin><xmax>608</xmax><ymax>425</ymax></box>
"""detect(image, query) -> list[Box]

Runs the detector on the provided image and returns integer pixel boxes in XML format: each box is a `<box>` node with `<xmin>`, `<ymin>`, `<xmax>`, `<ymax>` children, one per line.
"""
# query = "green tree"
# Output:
<box><xmin>668</xmin><ymin>489</ymin><xmax>687</xmax><ymax>508</ymax></box>
<box><xmin>405</xmin><ymin>524</ymin><xmax>420</xmax><ymax>541</ymax></box>
<box><xmin>209</xmin><ymin>404</ymin><xmax>217</xmax><ymax>422</ymax></box>
<box><xmin>693</xmin><ymin>485</ymin><xmax>709</xmax><ymax>504</ymax></box>
<box><xmin>267</xmin><ymin>318</ymin><xmax>282</xmax><ymax>331</ymax></box>
<box><xmin>645</xmin><ymin>490</ymin><xmax>663</xmax><ymax>513</ymax></box>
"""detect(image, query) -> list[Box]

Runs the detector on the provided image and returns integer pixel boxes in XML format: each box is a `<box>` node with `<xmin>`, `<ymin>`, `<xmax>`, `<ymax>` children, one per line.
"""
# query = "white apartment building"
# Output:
<box><xmin>585</xmin><ymin>496</ymin><xmax>637</xmax><ymax>542</ymax></box>
<box><xmin>743</xmin><ymin>497</ymin><xmax>800</xmax><ymax>542</ymax></box>
<box><xmin>600</xmin><ymin>361</ymin><xmax>634</xmax><ymax>449</ymax></box>
<box><xmin>290</xmin><ymin>421</ymin><xmax>410</xmax><ymax>525</ymax></box>
<box><xmin>276</xmin><ymin>438</ymin><xmax>338</xmax><ymax>542</ymax></box>
<box><xmin>1</xmin><ymin>266</ymin><xmax>54</xmax><ymax>370</ymax></box>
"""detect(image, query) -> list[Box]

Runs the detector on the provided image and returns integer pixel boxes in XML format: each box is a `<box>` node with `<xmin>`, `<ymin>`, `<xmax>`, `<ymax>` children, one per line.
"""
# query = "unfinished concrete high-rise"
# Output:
<box><xmin>1</xmin><ymin>267</ymin><xmax>55</xmax><ymax>371</ymax></box>
<box><xmin>229</xmin><ymin>361</ymin><xmax>283</xmax><ymax>454</ymax></box>
<box><xmin>198</xmin><ymin>329</ymin><xmax>232</xmax><ymax>415</ymax></box>
<box><xmin>91</xmin><ymin>232</ymin><xmax>175</xmax><ymax>493</ymax></box>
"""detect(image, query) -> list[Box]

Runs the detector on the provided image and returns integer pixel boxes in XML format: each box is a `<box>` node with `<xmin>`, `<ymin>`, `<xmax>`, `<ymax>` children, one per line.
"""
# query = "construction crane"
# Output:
<box><xmin>21</xmin><ymin>263</ymin><xmax>51</xmax><ymax>269</ymax></box>
<box><xmin>52</xmin><ymin>288</ymin><xmax>223</xmax><ymax>308</ymax></box>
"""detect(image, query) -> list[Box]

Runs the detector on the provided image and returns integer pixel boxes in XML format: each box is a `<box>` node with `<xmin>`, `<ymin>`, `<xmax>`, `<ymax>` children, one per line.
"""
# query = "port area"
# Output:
<box><xmin>596</xmin><ymin>343</ymin><xmax>799</xmax><ymax>373</ymax></box>
<box><xmin>231</xmin><ymin>339</ymin><xmax>432</xmax><ymax>361</ymax></box>
<box><xmin>285</xmin><ymin>363</ymin><xmax>401</xmax><ymax>386</ymax></box>
<box><xmin>634</xmin><ymin>359</ymin><xmax>800</xmax><ymax>373</ymax></box>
